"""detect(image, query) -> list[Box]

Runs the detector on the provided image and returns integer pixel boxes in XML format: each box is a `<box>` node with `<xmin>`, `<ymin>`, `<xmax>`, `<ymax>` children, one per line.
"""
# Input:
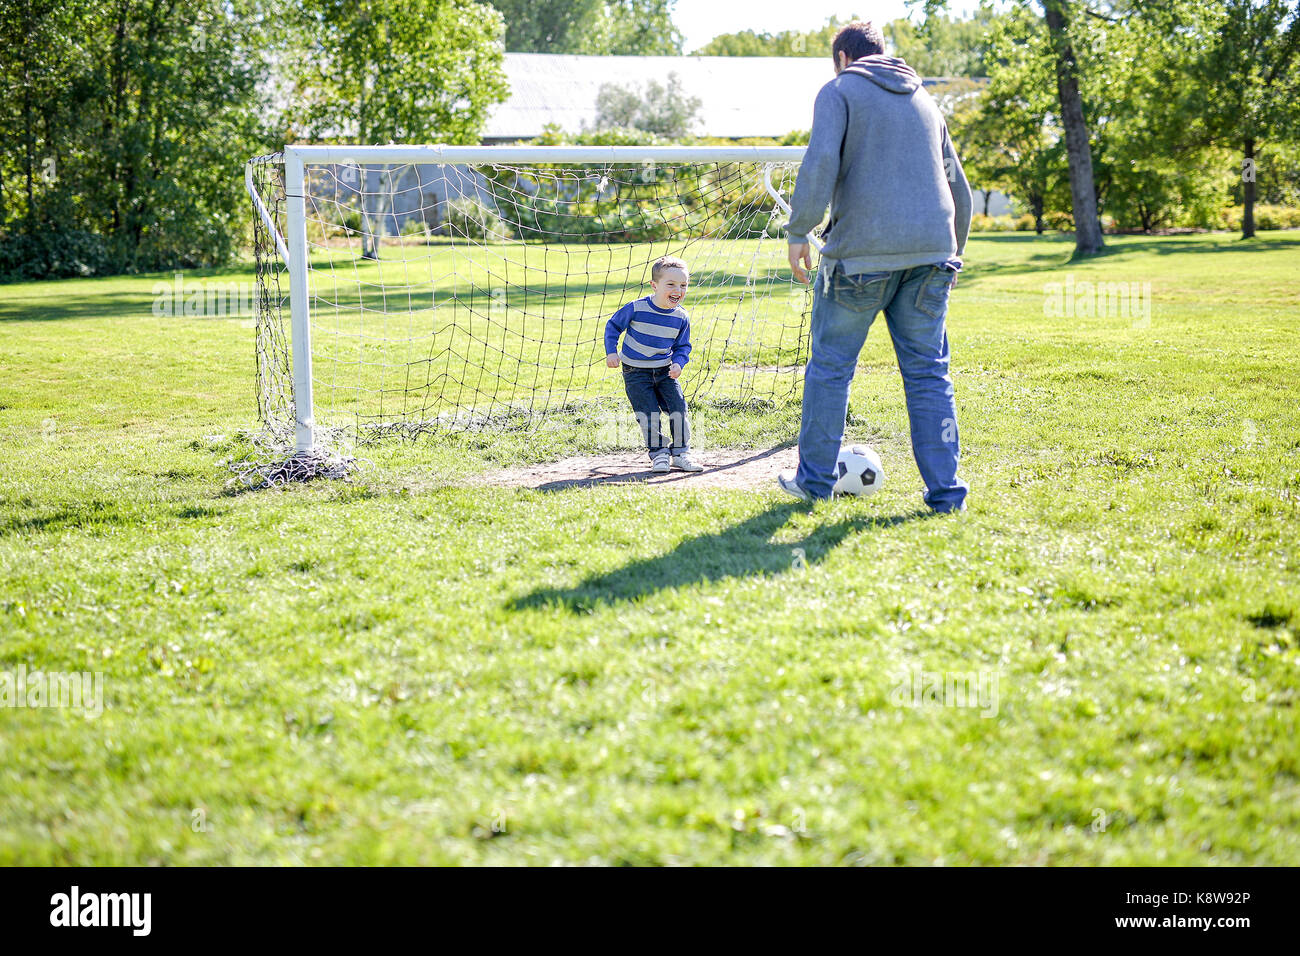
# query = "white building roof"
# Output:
<box><xmin>484</xmin><ymin>53</ymin><xmax>838</xmax><ymax>141</ymax></box>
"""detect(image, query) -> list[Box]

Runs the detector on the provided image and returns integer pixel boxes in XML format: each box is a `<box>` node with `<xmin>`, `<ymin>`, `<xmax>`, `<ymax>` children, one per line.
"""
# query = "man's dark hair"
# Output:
<box><xmin>831</xmin><ymin>21</ymin><xmax>886</xmax><ymax>64</ymax></box>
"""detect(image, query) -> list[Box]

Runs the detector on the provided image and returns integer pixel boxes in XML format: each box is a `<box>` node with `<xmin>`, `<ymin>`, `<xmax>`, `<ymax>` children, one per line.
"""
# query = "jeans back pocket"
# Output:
<box><xmin>831</xmin><ymin>270</ymin><xmax>891</xmax><ymax>314</ymax></box>
<box><xmin>915</xmin><ymin>266</ymin><xmax>956</xmax><ymax>320</ymax></box>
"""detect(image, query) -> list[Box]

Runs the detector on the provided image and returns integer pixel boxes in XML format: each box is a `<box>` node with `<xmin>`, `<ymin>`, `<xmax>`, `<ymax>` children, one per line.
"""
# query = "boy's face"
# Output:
<box><xmin>651</xmin><ymin>267</ymin><xmax>689</xmax><ymax>308</ymax></box>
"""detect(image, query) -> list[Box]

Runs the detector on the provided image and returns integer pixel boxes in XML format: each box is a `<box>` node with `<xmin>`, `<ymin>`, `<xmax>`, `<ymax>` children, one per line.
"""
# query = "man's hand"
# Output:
<box><xmin>668</xmin><ymin>363</ymin><xmax>682</xmax><ymax>379</ymax></box>
<box><xmin>788</xmin><ymin>242</ymin><xmax>813</xmax><ymax>284</ymax></box>
<box><xmin>606</xmin><ymin>353</ymin><xmax>620</xmax><ymax>368</ymax></box>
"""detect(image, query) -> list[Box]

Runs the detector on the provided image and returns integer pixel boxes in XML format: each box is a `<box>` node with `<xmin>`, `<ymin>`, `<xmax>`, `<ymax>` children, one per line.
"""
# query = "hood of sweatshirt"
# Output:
<box><xmin>840</xmin><ymin>54</ymin><xmax>922</xmax><ymax>94</ymax></box>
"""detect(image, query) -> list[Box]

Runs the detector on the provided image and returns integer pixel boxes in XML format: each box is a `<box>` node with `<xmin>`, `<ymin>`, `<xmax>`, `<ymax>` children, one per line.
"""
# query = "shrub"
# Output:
<box><xmin>1045</xmin><ymin>211</ymin><xmax>1074</xmax><ymax>231</ymax></box>
<box><xmin>400</xmin><ymin>217</ymin><xmax>429</xmax><ymax>238</ymax></box>
<box><xmin>970</xmin><ymin>214</ymin><xmax>1017</xmax><ymax>232</ymax></box>
<box><xmin>1254</xmin><ymin>204</ymin><xmax>1300</xmax><ymax>230</ymax></box>
<box><xmin>0</xmin><ymin>227</ymin><xmax>110</xmax><ymax>281</ymax></box>
<box><xmin>1014</xmin><ymin>213</ymin><xmax>1037</xmax><ymax>231</ymax></box>
<box><xmin>1217</xmin><ymin>206</ymin><xmax>1242</xmax><ymax>231</ymax></box>
<box><xmin>335</xmin><ymin>208</ymin><xmax>363</xmax><ymax>236</ymax></box>
<box><xmin>444</xmin><ymin>198</ymin><xmax>513</xmax><ymax>241</ymax></box>
<box><xmin>1211</xmin><ymin>205</ymin><xmax>1300</xmax><ymax>231</ymax></box>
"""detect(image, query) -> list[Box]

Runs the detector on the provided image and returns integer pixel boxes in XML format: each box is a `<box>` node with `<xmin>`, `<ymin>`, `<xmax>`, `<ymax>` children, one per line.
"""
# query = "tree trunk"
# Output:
<box><xmin>1043</xmin><ymin>1</ymin><xmax>1105</xmax><ymax>257</ymax></box>
<box><xmin>22</xmin><ymin>62</ymin><xmax>34</xmax><ymax>231</ymax></box>
<box><xmin>360</xmin><ymin>165</ymin><xmax>398</xmax><ymax>260</ymax></box>
<box><xmin>1242</xmin><ymin>137</ymin><xmax>1256</xmax><ymax>239</ymax></box>
<box><xmin>122</xmin><ymin>0</ymin><xmax>168</xmax><ymax>262</ymax></box>
<box><xmin>1033</xmin><ymin>195</ymin><xmax>1045</xmax><ymax>235</ymax></box>
<box><xmin>361</xmin><ymin>166</ymin><xmax>380</xmax><ymax>260</ymax></box>
<box><xmin>107</xmin><ymin>1</ymin><xmax>130</xmax><ymax>236</ymax></box>
<box><xmin>981</xmin><ymin>189</ymin><xmax>991</xmax><ymax>216</ymax></box>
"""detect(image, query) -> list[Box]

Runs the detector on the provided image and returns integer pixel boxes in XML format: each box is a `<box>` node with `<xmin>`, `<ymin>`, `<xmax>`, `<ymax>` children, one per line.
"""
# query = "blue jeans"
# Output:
<box><xmin>622</xmin><ymin>364</ymin><xmax>690</xmax><ymax>459</ymax></box>
<box><xmin>795</xmin><ymin>263</ymin><xmax>968</xmax><ymax>511</ymax></box>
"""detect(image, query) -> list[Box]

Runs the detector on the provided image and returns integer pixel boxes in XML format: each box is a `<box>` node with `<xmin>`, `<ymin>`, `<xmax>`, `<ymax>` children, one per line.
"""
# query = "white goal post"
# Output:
<box><xmin>247</xmin><ymin>144</ymin><xmax>817</xmax><ymax>454</ymax></box>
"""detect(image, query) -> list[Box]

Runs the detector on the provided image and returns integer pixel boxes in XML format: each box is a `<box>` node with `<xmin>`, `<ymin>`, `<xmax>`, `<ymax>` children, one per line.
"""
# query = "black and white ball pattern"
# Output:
<box><xmin>833</xmin><ymin>444</ymin><xmax>884</xmax><ymax>496</ymax></box>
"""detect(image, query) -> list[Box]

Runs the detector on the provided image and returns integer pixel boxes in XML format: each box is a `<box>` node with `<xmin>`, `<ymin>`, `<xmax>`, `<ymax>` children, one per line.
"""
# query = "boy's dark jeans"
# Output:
<box><xmin>622</xmin><ymin>364</ymin><xmax>690</xmax><ymax>459</ymax></box>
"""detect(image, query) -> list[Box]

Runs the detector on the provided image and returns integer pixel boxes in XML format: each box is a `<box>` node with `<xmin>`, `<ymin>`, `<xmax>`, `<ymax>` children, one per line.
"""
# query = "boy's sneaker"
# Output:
<box><xmin>776</xmin><ymin>471</ymin><xmax>810</xmax><ymax>501</ymax></box>
<box><xmin>671</xmin><ymin>453</ymin><xmax>704</xmax><ymax>472</ymax></box>
<box><xmin>650</xmin><ymin>455</ymin><xmax>671</xmax><ymax>473</ymax></box>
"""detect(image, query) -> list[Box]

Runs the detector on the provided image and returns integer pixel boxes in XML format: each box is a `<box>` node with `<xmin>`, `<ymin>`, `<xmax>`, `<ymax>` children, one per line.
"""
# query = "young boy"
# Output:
<box><xmin>604</xmin><ymin>255</ymin><xmax>704</xmax><ymax>473</ymax></box>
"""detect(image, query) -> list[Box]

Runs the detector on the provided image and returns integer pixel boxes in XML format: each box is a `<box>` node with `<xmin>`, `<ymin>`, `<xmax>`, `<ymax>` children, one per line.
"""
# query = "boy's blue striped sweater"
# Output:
<box><xmin>604</xmin><ymin>297</ymin><xmax>692</xmax><ymax>369</ymax></box>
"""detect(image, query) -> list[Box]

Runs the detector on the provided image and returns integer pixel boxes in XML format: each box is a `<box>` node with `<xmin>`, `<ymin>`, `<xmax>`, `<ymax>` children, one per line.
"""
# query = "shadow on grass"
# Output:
<box><xmin>508</xmin><ymin>499</ymin><xmax>937</xmax><ymax>612</ymax></box>
<box><xmin>0</xmin><ymin>264</ymin><xmax>271</xmax><ymax>322</ymax></box>
<box><xmin>0</xmin><ymin>291</ymin><xmax>163</xmax><ymax>323</ymax></box>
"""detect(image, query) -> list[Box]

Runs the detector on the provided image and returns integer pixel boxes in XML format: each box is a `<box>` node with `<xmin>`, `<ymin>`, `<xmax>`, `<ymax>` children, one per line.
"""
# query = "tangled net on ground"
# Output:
<box><xmin>225</xmin><ymin>427</ymin><xmax>361</xmax><ymax>491</ymax></box>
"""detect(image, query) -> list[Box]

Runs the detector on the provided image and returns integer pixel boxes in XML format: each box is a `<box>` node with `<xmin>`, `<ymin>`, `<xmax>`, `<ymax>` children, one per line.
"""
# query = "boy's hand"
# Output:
<box><xmin>668</xmin><ymin>363</ymin><xmax>682</xmax><ymax>379</ymax></box>
<box><xmin>788</xmin><ymin>242</ymin><xmax>812</xmax><ymax>284</ymax></box>
<box><xmin>606</xmin><ymin>353</ymin><xmax>620</xmax><ymax>368</ymax></box>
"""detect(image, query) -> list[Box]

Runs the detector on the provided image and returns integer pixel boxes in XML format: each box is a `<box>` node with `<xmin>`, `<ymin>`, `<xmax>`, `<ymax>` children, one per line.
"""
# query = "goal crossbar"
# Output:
<box><xmin>284</xmin><ymin>144</ymin><xmax>808</xmax><ymax>166</ymax></box>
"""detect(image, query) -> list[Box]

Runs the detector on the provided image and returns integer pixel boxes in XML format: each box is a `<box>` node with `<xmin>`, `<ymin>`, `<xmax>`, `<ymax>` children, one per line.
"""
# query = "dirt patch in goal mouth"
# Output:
<box><xmin>474</xmin><ymin>446</ymin><xmax>798</xmax><ymax>491</ymax></box>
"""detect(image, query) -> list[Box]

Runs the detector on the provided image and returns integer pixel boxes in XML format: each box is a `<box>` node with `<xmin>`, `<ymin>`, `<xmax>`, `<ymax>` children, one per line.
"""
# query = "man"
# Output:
<box><xmin>778</xmin><ymin>20</ymin><xmax>971</xmax><ymax>513</ymax></box>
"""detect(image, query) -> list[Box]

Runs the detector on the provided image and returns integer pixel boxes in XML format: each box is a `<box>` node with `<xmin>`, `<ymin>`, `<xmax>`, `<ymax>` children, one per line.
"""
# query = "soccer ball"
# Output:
<box><xmin>833</xmin><ymin>444</ymin><xmax>884</xmax><ymax>496</ymax></box>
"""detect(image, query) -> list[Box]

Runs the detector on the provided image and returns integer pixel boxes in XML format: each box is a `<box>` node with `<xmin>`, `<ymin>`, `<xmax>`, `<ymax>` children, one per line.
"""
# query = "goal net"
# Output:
<box><xmin>246</xmin><ymin>145</ymin><xmax>814</xmax><ymax>453</ymax></box>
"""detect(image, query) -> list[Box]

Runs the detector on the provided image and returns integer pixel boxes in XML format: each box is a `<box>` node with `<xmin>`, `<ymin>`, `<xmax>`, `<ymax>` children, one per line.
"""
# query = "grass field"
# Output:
<box><xmin>1</xmin><ymin>231</ymin><xmax>1298</xmax><ymax>865</ymax></box>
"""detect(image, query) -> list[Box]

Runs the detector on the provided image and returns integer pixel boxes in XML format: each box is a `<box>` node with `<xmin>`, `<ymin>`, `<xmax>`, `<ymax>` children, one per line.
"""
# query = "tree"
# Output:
<box><xmin>1077</xmin><ymin>5</ymin><xmax>1233</xmax><ymax>233</ymax></box>
<box><xmin>956</xmin><ymin>9</ymin><xmax>1063</xmax><ymax>232</ymax></box>
<box><xmin>492</xmin><ymin>0</ymin><xmax>683</xmax><ymax>55</ymax></box>
<box><xmin>0</xmin><ymin>0</ymin><xmax>274</xmax><ymax>278</ymax></box>
<box><xmin>918</xmin><ymin>0</ymin><xmax>1105</xmax><ymax>255</ymax></box>
<box><xmin>884</xmin><ymin>8</ymin><xmax>1000</xmax><ymax>75</ymax></box>
<box><xmin>593</xmin><ymin>72</ymin><xmax>701</xmax><ymax>139</ymax></box>
<box><xmin>1040</xmin><ymin>0</ymin><xmax>1105</xmax><ymax>253</ymax></box>
<box><xmin>1175</xmin><ymin>0</ymin><xmax>1300</xmax><ymax>238</ymax></box>
<box><xmin>693</xmin><ymin>18</ymin><xmax>845</xmax><ymax>56</ymax></box>
<box><xmin>286</xmin><ymin>0</ymin><xmax>508</xmax><ymax>258</ymax></box>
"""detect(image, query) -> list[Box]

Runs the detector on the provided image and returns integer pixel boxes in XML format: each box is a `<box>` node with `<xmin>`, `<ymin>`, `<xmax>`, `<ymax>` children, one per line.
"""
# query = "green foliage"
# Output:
<box><xmin>693</xmin><ymin>17</ymin><xmax>843</xmax><ymax>57</ymax></box>
<box><xmin>593</xmin><ymin>72</ymin><xmax>702</xmax><ymax>138</ymax></box>
<box><xmin>282</xmin><ymin>0</ymin><xmax>508</xmax><ymax>258</ymax></box>
<box><xmin>0</xmin><ymin>0</ymin><xmax>514</xmax><ymax>279</ymax></box>
<box><xmin>951</xmin><ymin>1</ymin><xmax>1300</xmax><ymax>235</ymax></box>
<box><xmin>695</xmin><ymin>11</ymin><xmax>998</xmax><ymax>70</ymax></box>
<box><xmin>443</xmin><ymin>198</ymin><xmax>513</xmax><ymax>241</ymax></box>
<box><xmin>0</xmin><ymin>228</ymin><xmax>110</xmax><ymax>281</ymax></box>
<box><xmin>969</xmin><ymin>213</ymin><xmax>1040</xmax><ymax>232</ymax></box>
<box><xmin>286</xmin><ymin>0</ymin><xmax>508</xmax><ymax>145</ymax></box>
<box><xmin>1079</xmin><ymin>6</ymin><xmax>1229</xmax><ymax>234</ymax></box>
<box><xmin>492</xmin><ymin>0</ymin><xmax>683</xmax><ymax>54</ymax></box>
<box><xmin>484</xmin><ymin>125</ymin><xmax>788</xmax><ymax>243</ymax></box>
<box><xmin>1253</xmin><ymin>204</ymin><xmax>1300</xmax><ymax>229</ymax></box>
<box><xmin>399</xmin><ymin>218</ymin><xmax>429</xmax><ymax>238</ymax></box>
<box><xmin>955</xmin><ymin>7</ymin><xmax>1063</xmax><ymax>233</ymax></box>
<box><xmin>884</xmin><ymin>8</ymin><xmax>1000</xmax><ymax>75</ymax></box>
<box><xmin>1147</xmin><ymin>0</ymin><xmax>1300</xmax><ymax>237</ymax></box>
<box><xmin>1247</xmin><ymin>141</ymin><xmax>1300</xmax><ymax>206</ymax></box>
<box><xmin>1173</xmin><ymin>0</ymin><xmax>1300</xmax><ymax>154</ymax></box>
<box><xmin>0</xmin><ymin>0</ymin><xmax>273</xmax><ymax>278</ymax></box>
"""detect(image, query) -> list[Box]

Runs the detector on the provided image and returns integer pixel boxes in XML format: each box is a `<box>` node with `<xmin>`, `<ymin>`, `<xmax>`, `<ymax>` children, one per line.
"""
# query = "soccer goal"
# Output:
<box><xmin>246</xmin><ymin>145</ymin><xmax>815</xmax><ymax>454</ymax></box>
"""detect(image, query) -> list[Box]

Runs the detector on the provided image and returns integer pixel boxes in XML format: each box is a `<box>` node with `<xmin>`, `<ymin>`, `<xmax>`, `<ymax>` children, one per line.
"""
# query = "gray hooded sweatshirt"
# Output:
<box><xmin>785</xmin><ymin>54</ymin><xmax>972</xmax><ymax>276</ymax></box>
